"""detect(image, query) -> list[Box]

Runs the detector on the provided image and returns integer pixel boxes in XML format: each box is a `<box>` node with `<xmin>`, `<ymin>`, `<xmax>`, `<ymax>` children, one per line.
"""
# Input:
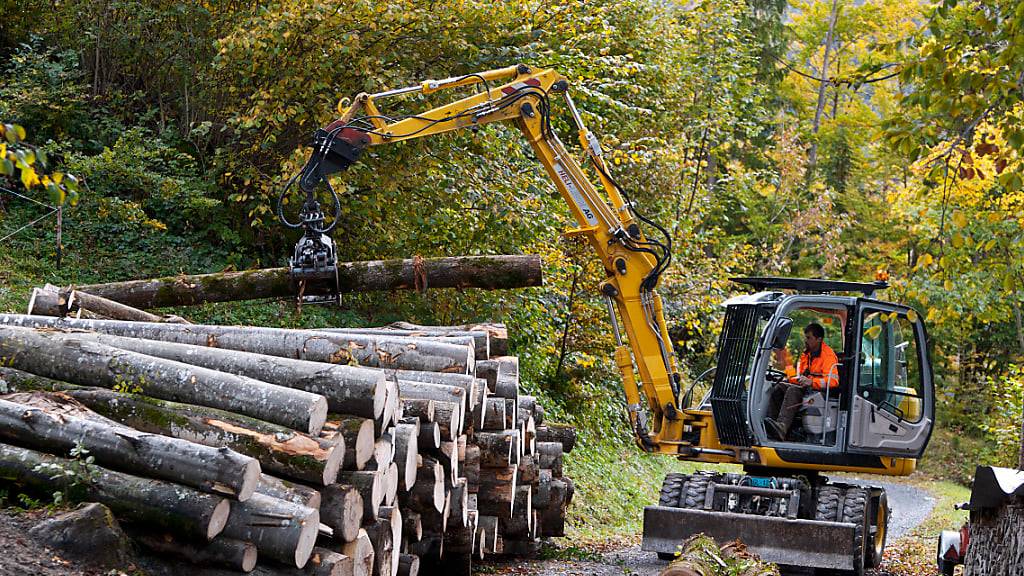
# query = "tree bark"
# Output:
<box><xmin>500</xmin><ymin>486</ymin><xmax>533</xmax><ymax>538</ymax></box>
<box><xmin>537</xmin><ymin>442</ymin><xmax>564</xmax><ymax>478</ymax></box>
<box><xmin>393</xmin><ymin>422</ymin><xmax>419</xmax><ymax>492</ymax></box>
<box><xmin>331</xmin><ymin>417</ymin><xmax>376</xmax><ymax>472</ymax></box>
<box><xmin>0</xmin><ymin>315</ymin><xmax>474</xmax><ymax>375</ymax></box>
<box><xmin>476</xmin><ymin>431</ymin><xmax>516</xmax><ymax>468</ymax></box>
<box><xmin>72</xmin><ymin>255</ymin><xmax>542</xmax><ymax>308</ymax></box>
<box><xmin>74</xmin><ymin>331</ymin><xmax>388</xmax><ymax>420</ymax></box>
<box><xmin>337</xmin><ymin>470</ymin><xmax>384</xmax><ymax>520</ymax></box>
<box><xmin>259</xmin><ymin>474</ymin><xmax>322</xmax><ymax>509</ymax></box>
<box><xmin>398</xmin><ymin>553</ymin><xmax>419</xmax><ymax>576</ymax></box>
<box><xmin>474</xmin><ymin>360</ymin><xmax>500</xmax><ymax>393</ymax></box>
<box><xmin>0</xmin><ymin>396</ymin><xmax>260</xmax><ymax>500</ymax></box>
<box><xmin>0</xmin><ymin>443</ymin><xmax>230</xmax><ymax>541</ymax></box>
<box><xmin>964</xmin><ymin>501</ymin><xmax>1024</xmax><ymax>575</ymax></box>
<box><xmin>10</xmin><ymin>383</ymin><xmax>344</xmax><ymax>486</ymax></box>
<box><xmin>67</xmin><ymin>290</ymin><xmax>170</xmax><ymax>323</ymax></box>
<box><xmin>389</xmin><ymin>322</ymin><xmax>509</xmax><ymax>357</ymax></box>
<box><xmin>403</xmin><ymin>511</ymin><xmax>423</xmax><ymax>543</ymax></box>
<box><xmin>133</xmin><ymin>533</ymin><xmax>258</xmax><ymax>572</ymax></box>
<box><xmin>0</xmin><ymin>325</ymin><xmax>328</xmax><ymax>434</ymax></box>
<box><xmin>477</xmin><ymin>467</ymin><xmax>517</xmax><ymax>517</ymax></box>
<box><xmin>481</xmin><ymin>397</ymin><xmax>507</xmax><ymax>430</ymax></box>
<box><xmin>320</xmin><ymin>483</ymin><xmax>364</xmax><ymax>543</ymax></box>
<box><xmin>298</xmin><ymin>547</ymin><xmax>355</xmax><ymax>576</ymax></box>
<box><xmin>222</xmin><ymin>493</ymin><xmax>319</xmax><ymax>568</ymax></box>
<box><xmin>322</xmin><ymin>329</ymin><xmax>486</xmax><ymax>360</ymax></box>
<box><xmin>535</xmin><ymin>424</ymin><xmax>577</xmax><ymax>454</ymax></box>
<box><xmin>400</xmin><ymin>457</ymin><xmax>445</xmax><ymax>515</ymax></box>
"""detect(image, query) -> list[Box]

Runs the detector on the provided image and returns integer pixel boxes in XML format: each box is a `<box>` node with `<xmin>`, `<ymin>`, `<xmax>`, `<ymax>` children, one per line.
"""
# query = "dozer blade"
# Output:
<box><xmin>641</xmin><ymin>505</ymin><xmax>858</xmax><ymax>571</ymax></box>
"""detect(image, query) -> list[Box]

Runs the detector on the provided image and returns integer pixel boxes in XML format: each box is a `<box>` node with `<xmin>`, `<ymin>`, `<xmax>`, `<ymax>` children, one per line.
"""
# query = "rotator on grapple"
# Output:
<box><xmin>277</xmin><ymin>123</ymin><xmax>371</xmax><ymax>304</ymax></box>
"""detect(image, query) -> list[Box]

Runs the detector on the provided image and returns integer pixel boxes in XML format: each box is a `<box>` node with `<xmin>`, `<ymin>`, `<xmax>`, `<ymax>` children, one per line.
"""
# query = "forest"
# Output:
<box><xmin>1</xmin><ymin>0</ymin><xmax>1023</xmax><ymax>574</ymax></box>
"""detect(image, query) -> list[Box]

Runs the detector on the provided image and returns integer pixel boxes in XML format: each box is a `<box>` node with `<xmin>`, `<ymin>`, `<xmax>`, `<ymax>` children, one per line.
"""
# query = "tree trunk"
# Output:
<box><xmin>0</xmin><ymin>325</ymin><xmax>328</xmax><ymax>434</ymax></box>
<box><xmin>393</xmin><ymin>422</ymin><xmax>419</xmax><ymax>492</ymax></box>
<box><xmin>388</xmin><ymin>322</ymin><xmax>509</xmax><ymax>357</ymax></box>
<box><xmin>297</xmin><ymin>547</ymin><xmax>355</xmax><ymax>576</ymax></box>
<box><xmin>0</xmin><ymin>443</ymin><xmax>230</xmax><ymax>541</ymax></box>
<box><xmin>133</xmin><ymin>533</ymin><xmax>257</xmax><ymax>572</ymax></box>
<box><xmin>258</xmin><ymin>474</ymin><xmax>322</xmax><ymax>509</ymax></box>
<box><xmin>481</xmin><ymin>397</ymin><xmax>508</xmax><ymax>431</ymax></box>
<box><xmin>964</xmin><ymin>501</ymin><xmax>1024</xmax><ymax>575</ymax></box>
<box><xmin>0</xmin><ymin>396</ymin><xmax>260</xmax><ymax>500</ymax></box>
<box><xmin>537</xmin><ymin>442</ymin><xmax>564</xmax><ymax>477</ymax></box>
<box><xmin>477</xmin><ymin>466</ymin><xmax>517</xmax><ymax>517</ymax></box>
<box><xmin>222</xmin><ymin>493</ymin><xmax>319</xmax><ymax>568</ymax></box>
<box><xmin>322</xmin><ymin>328</ymin><xmax>488</xmax><ymax>360</ymax></box>
<box><xmin>72</xmin><ymin>255</ymin><xmax>542</xmax><ymax>308</ymax></box>
<box><xmin>500</xmin><ymin>486</ymin><xmax>533</xmax><ymax>538</ymax></box>
<box><xmin>74</xmin><ymin>331</ymin><xmax>388</xmax><ymax>420</ymax></box>
<box><xmin>535</xmin><ymin>424</ymin><xmax>577</xmax><ymax>453</ymax></box>
<box><xmin>806</xmin><ymin>0</ymin><xmax>840</xmax><ymax>174</ymax></box>
<box><xmin>330</xmin><ymin>417</ymin><xmax>376</xmax><ymax>472</ymax></box>
<box><xmin>67</xmin><ymin>289</ymin><xmax>169</xmax><ymax>323</ymax></box>
<box><xmin>398</xmin><ymin>553</ymin><xmax>420</xmax><ymax>576</ymax></box>
<box><xmin>320</xmin><ymin>483</ymin><xmax>364</xmax><ymax>543</ymax></box>
<box><xmin>400</xmin><ymin>457</ymin><xmax>445</xmax><ymax>515</ymax></box>
<box><xmin>341</xmin><ymin>528</ymin><xmax>375</xmax><ymax>576</ymax></box>
<box><xmin>363</xmin><ymin>517</ymin><xmax>396</xmax><ymax>576</ymax></box>
<box><xmin>403</xmin><ymin>511</ymin><xmax>423</xmax><ymax>543</ymax></box>
<box><xmin>0</xmin><ymin>315</ymin><xmax>474</xmax><ymax>374</ymax></box>
<box><xmin>8</xmin><ymin>382</ymin><xmax>344</xmax><ymax>486</ymax></box>
<box><xmin>337</xmin><ymin>470</ymin><xmax>384</xmax><ymax>520</ymax></box>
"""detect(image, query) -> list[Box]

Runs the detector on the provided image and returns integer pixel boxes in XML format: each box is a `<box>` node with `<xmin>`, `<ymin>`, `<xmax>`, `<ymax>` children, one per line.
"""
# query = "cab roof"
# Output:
<box><xmin>731</xmin><ymin>276</ymin><xmax>888</xmax><ymax>297</ymax></box>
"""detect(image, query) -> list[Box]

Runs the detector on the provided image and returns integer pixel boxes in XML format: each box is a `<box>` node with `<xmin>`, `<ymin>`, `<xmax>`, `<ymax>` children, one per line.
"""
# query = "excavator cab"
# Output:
<box><xmin>643</xmin><ymin>277</ymin><xmax>934</xmax><ymax>574</ymax></box>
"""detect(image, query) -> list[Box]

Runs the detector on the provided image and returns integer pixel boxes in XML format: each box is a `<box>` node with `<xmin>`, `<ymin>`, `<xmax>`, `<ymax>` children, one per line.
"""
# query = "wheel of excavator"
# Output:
<box><xmin>680</xmin><ymin>472</ymin><xmax>712</xmax><ymax>509</ymax></box>
<box><xmin>840</xmin><ymin>486</ymin><xmax>870</xmax><ymax>576</ymax></box>
<box><xmin>865</xmin><ymin>489</ymin><xmax>889</xmax><ymax>570</ymax></box>
<box><xmin>658</xmin><ymin>473</ymin><xmax>686</xmax><ymax>507</ymax></box>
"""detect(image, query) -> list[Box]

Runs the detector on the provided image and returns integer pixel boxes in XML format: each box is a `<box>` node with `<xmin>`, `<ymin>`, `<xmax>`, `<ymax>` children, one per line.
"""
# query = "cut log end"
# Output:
<box><xmin>237</xmin><ymin>459</ymin><xmax>261</xmax><ymax>502</ymax></box>
<box><xmin>208</xmin><ymin>498</ymin><xmax>232</xmax><ymax>541</ymax></box>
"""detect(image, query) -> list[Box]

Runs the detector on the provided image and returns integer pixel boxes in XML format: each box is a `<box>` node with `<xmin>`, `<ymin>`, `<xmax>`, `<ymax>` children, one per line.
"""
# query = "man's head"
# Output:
<box><xmin>804</xmin><ymin>323</ymin><xmax>825</xmax><ymax>354</ymax></box>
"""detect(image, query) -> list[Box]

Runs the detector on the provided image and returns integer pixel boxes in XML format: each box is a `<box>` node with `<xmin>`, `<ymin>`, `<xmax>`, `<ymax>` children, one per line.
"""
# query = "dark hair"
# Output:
<box><xmin>804</xmin><ymin>322</ymin><xmax>825</xmax><ymax>339</ymax></box>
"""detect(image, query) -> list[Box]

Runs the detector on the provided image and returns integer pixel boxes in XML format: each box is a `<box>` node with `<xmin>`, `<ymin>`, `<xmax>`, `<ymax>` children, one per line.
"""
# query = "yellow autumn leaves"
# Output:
<box><xmin>0</xmin><ymin>123</ymin><xmax>79</xmax><ymax>207</ymax></box>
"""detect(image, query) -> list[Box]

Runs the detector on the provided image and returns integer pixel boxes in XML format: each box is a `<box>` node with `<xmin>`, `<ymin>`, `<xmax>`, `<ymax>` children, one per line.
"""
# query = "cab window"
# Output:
<box><xmin>858</xmin><ymin>310</ymin><xmax>924</xmax><ymax>423</ymax></box>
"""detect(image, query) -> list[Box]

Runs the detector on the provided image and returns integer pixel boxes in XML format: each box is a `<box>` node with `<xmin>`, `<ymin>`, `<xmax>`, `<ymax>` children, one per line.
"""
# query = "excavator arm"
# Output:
<box><xmin>289</xmin><ymin>64</ymin><xmax>686</xmax><ymax>452</ymax></box>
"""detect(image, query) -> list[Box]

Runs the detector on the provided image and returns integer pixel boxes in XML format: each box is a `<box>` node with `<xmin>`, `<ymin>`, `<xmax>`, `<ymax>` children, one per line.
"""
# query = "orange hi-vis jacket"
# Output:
<box><xmin>789</xmin><ymin>342</ymin><xmax>840</xmax><ymax>390</ymax></box>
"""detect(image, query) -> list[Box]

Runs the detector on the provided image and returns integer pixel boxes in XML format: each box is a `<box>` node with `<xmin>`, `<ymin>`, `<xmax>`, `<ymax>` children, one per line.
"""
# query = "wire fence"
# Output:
<box><xmin>0</xmin><ymin>184</ymin><xmax>63</xmax><ymax>268</ymax></box>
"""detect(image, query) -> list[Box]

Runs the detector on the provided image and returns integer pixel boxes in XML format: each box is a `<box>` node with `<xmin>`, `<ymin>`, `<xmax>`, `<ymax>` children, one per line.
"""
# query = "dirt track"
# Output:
<box><xmin>485</xmin><ymin>479</ymin><xmax>935</xmax><ymax>576</ymax></box>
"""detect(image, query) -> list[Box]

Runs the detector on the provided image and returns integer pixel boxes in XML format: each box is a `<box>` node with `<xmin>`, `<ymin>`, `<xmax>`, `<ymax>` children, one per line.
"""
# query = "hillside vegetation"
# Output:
<box><xmin>3</xmin><ymin>0</ymin><xmax>1024</xmax><ymax>535</ymax></box>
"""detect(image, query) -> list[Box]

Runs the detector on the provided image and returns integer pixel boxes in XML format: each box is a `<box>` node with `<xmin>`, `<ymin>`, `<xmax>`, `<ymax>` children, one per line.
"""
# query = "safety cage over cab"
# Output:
<box><xmin>702</xmin><ymin>277</ymin><xmax>934</xmax><ymax>471</ymax></box>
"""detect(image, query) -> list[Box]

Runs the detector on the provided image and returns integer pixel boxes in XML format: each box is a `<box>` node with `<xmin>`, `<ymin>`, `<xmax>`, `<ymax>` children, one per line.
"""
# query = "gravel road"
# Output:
<box><xmin>487</xmin><ymin>479</ymin><xmax>935</xmax><ymax>576</ymax></box>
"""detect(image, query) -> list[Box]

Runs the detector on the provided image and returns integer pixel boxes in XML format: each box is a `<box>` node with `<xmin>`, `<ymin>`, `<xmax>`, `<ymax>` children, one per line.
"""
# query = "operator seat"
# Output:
<box><xmin>801</xmin><ymin>360</ymin><xmax>844</xmax><ymax>444</ymax></box>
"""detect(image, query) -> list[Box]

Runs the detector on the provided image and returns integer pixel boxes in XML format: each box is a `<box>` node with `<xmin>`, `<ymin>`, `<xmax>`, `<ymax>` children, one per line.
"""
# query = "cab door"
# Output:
<box><xmin>847</xmin><ymin>303</ymin><xmax>934</xmax><ymax>458</ymax></box>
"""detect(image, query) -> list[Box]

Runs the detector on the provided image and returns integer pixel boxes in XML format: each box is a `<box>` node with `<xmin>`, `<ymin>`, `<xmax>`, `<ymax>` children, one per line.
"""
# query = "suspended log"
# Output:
<box><xmin>259</xmin><ymin>475</ymin><xmax>322</xmax><ymax>509</ymax></box>
<box><xmin>223</xmin><ymin>493</ymin><xmax>319</xmax><ymax>568</ymax></box>
<box><xmin>337</xmin><ymin>470</ymin><xmax>384</xmax><ymax>520</ymax></box>
<box><xmin>388</xmin><ymin>322</ymin><xmax>509</xmax><ymax>357</ymax></box>
<box><xmin>475</xmin><ymin>431</ymin><xmax>515</xmax><ymax>468</ymax></box>
<box><xmin>74</xmin><ymin>331</ymin><xmax>388</xmax><ymax>420</ymax></box>
<box><xmin>133</xmin><ymin>532</ymin><xmax>257</xmax><ymax>572</ymax></box>
<box><xmin>535</xmin><ymin>423</ymin><xmax>577</xmax><ymax>453</ymax></box>
<box><xmin>537</xmin><ymin>442</ymin><xmax>564</xmax><ymax>478</ymax></box>
<box><xmin>0</xmin><ymin>443</ymin><xmax>230</xmax><ymax>541</ymax></box>
<box><xmin>0</xmin><ymin>396</ymin><xmax>259</xmax><ymax>500</ymax></box>
<box><xmin>0</xmin><ymin>315</ymin><xmax>473</xmax><ymax>374</ymax></box>
<box><xmin>341</xmin><ymin>528</ymin><xmax>375</xmax><ymax>576</ymax></box>
<box><xmin>16</xmin><ymin>383</ymin><xmax>345</xmax><ymax>486</ymax></box>
<box><xmin>393</xmin><ymin>422</ymin><xmax>419</xmax><ymax>492</ymax></box>
<box><xmin>320</xmin><ymin>483</ymin><xmax>364</xmax><ymax>542</ymax></box>
<box><xmin>0</xmin><ymin>326</ymin><xmax>328</xmax><ymax>434</ymax></box>
<box><xmin>334</xmin><ymin>417</ymin><xmax>376</xmax><ymax>471</ymax></box>
<box><xmin>398</xmin><ymin>553</ymin><xmax>419</xmax><ymax>576</ymax></box>
<box><xmin>72</xmin><ymin>255</ymin><xmax>542</xmax><ymax>307</ymax></box>
<box><xmin>481</xmin><ymin>398</ymin><xmax>507</xmax><ymax>430</ymax></box>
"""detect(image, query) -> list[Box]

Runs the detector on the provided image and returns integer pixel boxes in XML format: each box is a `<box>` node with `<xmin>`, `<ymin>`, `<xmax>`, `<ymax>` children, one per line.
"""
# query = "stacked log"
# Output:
<box><xmin>0</xmin><ymin>313</ymin><xmax>574</xmax><ymax>575</ymax></box>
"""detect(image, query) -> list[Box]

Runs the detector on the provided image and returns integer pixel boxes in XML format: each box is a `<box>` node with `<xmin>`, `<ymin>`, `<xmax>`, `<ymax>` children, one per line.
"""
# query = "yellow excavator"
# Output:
<box><xmin>279</xmin><ymin>64</ymin><xmax>935</xmax><ymax>575</ymax></box>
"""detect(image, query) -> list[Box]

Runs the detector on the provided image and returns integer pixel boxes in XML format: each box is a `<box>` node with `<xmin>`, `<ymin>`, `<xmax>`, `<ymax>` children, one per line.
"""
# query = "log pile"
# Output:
<box><xmin>0</xmin><ymin>313</ymin><xmax>575</xmax><ymax>576</ymax></box>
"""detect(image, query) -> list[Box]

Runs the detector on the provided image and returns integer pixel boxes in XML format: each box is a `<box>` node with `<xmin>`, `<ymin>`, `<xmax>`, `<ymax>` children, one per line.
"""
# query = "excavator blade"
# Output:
<box><xmin>641</xmin><ymin>505</ymin><xmax>858</xmax><ymax>570</ymax></box>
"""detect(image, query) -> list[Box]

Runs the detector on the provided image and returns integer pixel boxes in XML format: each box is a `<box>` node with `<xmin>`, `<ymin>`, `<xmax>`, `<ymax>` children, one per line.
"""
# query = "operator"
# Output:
<box><xmin>765</xmin><ymin>322</ymin><xmax>839</xmax><ymax>440</ymax></box>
